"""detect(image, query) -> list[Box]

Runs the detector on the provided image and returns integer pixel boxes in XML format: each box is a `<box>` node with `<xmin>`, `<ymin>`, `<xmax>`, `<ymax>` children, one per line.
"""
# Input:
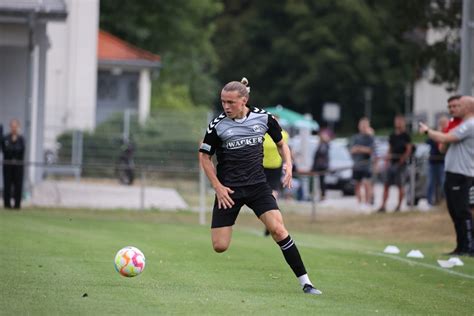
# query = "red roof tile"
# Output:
<box><xmin>98</xmin><ymin>30</ymin><xmax>160</xmax><ymax>62</ymax></box>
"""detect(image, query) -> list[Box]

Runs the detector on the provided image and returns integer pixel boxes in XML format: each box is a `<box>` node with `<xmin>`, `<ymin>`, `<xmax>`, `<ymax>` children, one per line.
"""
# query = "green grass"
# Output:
<box><xmin>1</xmin><ymin>209</ymin><xmax>473</xmax><ymax>315</ymax></box>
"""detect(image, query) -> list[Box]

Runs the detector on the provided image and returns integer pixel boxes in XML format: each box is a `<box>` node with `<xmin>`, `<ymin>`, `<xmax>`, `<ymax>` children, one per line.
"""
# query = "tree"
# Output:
<box><xmin>100</xmin><ymin>0</ymin><xmax>223</xmax><ymax>109</ymax></box>
<box><xmin>213</xmin><ymin>0</ymin><xmax>462</xmax><ymax>132</ymax></box>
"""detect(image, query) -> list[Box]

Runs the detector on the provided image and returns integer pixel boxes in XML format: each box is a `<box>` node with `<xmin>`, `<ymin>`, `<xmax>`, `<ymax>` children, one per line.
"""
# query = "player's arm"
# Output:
<box><xmin>198</xmin><ymin>152</ymin><xmax>235</xmax><ymax>209</ymax></box>
<box><xmin>198</xmin><ymin>127</ymin><xmax>234</xmax><ymax>209</ymax></box>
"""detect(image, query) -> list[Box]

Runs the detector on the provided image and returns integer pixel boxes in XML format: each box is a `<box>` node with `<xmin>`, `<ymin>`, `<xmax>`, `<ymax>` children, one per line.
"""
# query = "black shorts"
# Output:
<box><xmin>353</xmin><ymin>169</ymin><xmax>371</xmax><ymax>181</ymax></box>
<box><xmin>264</xmin><ymin>167</ymin><xmax>282</xmax><ymax>191</ymax></box>
<box><xmin>385</xmin><ymin>164</ymin><xmax>406</xmax><ymax>186</ymax></box>
<box><xmin>211</xmin><ymin>182</ymin><xmax>279</xmax><ymax>228</ymax></box>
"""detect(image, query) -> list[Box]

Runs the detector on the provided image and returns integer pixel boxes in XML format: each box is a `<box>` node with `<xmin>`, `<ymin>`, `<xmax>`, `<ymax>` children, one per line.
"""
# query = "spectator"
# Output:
<box><xmin>311</xmin><ymin>130</ymin><xmax>330</xmax><ymax>201</ymax></box>
<box><xmin>426</xmin><ymin>115</ymin><xmax>449</xmax><ymax>206</ymax></box>
<box><xmin>378</xmin><ymin>115</ymin><xmax>413</xmax><ymax>212</ymax></box>
<box><xmin>419</xmin><ymin>96</ymin><xmax>474</xmax><ymax>256</ymax></box>
<box><xmin>350</xmin><ymin>117</ymin><xmax>375</xmax><ymax>210</ymax></box>
<box><xmin>2</xmin><ymin>119</ymin><xmax>26</xmax><ymax>209</ymax></box>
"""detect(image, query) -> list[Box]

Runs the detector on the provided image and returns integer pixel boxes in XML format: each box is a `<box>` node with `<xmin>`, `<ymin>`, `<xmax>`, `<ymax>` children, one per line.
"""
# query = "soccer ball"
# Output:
<box><xmin>114</xmin><ymin>246</ymin><xmax>146</xmax><ymax>277</ymax></box>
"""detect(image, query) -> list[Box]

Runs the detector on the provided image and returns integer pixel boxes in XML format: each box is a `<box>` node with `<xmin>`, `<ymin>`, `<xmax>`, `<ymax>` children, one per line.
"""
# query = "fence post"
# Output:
<box><xmin>311</xmin><ymin>174</ymin><xmax>317</xmax><ymax>222</ymax></box>
<box><xmin>140</xmin><ymin>167</ymin><xmax>145</xmax><ymax>210</ymax></box>
<box><xmin>409</xmin><ymin>161</ymin><xmax>416</xmax><ymax>209</ymax></box>
<box><xmin>72</xmin><ymin>130</ymin><xmax>83</xmax><ymax>182</ymax></box>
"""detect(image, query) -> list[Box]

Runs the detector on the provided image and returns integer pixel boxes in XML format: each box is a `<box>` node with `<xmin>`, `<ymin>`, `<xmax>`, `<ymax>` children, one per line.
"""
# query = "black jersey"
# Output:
<box><xmin>199</xmin><ymin>107</ymin><xmax>283</xmax><ymax>187</ymax></box>
<box><xmin>1</xmin><ymin>133</ymin><xmax>25</xmax><ymax>161</ymax></box>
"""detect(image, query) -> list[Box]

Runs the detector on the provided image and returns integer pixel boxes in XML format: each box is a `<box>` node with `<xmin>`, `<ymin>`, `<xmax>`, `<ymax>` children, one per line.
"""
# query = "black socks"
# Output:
<box><xmin>277</xmin><ymin>235</ymin><xmax>307</xmax><ymax>277</ymax></box>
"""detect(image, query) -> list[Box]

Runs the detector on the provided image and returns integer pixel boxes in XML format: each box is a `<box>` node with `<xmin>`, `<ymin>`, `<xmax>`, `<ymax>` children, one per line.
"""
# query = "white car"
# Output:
<box><xmin>289</xmin><ymin>136</ymin><xmax>355</xmax><ymax>195</ymax></box>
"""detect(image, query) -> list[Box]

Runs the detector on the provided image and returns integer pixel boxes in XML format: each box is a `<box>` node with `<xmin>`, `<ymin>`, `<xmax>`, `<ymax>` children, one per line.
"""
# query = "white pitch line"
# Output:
<box><xmin>368</xmin><ymin>251</ymin><xmax>474</xmax><ymax>281</ymax></box>
<box><xmin>240</xmin><ymin>228</ymin><xmax>474</xmax><ymax>280</ymax></box>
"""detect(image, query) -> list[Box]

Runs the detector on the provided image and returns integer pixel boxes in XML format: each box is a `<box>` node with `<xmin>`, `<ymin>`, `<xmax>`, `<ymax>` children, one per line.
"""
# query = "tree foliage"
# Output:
<box><xmin>213</xmin><ymin>0</ymin><xmax>462</xmax><ymax>131</ymax></box>
<box><xmin>100</xmin><ymin>0</ymin><xmax>223</xmax><ymax>109</ymax></box>
<box><xmin>100</xmin><ymin>0</ymin><xmax>461</xmax><ymax>131</ymax></box>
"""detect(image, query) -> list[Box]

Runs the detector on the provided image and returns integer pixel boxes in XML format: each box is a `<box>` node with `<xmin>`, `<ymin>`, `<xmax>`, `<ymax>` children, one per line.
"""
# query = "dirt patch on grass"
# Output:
<box><xmin>21</xmin><ymin>205</ymin><xmax>461</xmax><ymax>245</ymax></box>
<box><xmin>235</xmin><ymin>207</ymin><xmax>458</xmax><ymax>244</ymax></box>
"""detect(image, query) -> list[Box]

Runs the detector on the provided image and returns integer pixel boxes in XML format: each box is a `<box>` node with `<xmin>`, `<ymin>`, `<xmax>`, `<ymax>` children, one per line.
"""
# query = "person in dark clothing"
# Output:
<box><xmin>426</xmin><ymin>115</ymin><xmax>449</xmax><ymax>206</ymax></box>
<box><xmin>2</xmin><ymin>119</ymin><xmax>25</xmax><ymax>209</ymax></box>
<box><xmin>198</xmin><ymin>78</ymin><xmax>321</xmax><ymax>295</ymax></box>
<box><xmin>350</xmin><ymin>117</ymin><xmax>375</xmax><ymax>209</ymax></box>
<box><xmin>378</xmin><ymin>115</ymin><xmax>413</xmax><ymax>212</ymax></box>
<box><xmin>312</xmin><ymin>131</ymin><xmax>330</xmax><ymax>201</ymax></box>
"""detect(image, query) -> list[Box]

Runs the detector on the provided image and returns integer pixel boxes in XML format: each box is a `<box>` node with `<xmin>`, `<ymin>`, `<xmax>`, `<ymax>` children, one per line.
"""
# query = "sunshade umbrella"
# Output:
<box><xmin>264</xmin><ymin>105</ymin><xmax>319</xmax><ymax>131</ymax></box>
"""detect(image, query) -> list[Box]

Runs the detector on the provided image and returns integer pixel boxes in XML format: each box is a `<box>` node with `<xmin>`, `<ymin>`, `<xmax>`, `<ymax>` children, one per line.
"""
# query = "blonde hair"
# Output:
<box><xmin>222</xmin><ymin>77</ymin><xmax>250</xmax><ymax>99</ymax></box>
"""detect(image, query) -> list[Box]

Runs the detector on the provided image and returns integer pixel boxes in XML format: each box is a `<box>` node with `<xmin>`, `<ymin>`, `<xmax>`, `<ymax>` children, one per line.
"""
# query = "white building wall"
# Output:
<box><xmin>413</xmin><ymin>75</ymin><xmax>451</xmax><ymax>127</ymax></box>
<box><xmin>413</xmin><ymin>28</ymin><xmax>474</xmax><ymax>127</ymax></box>
<box><xmin>44</xmin><ymin>0</ymin><xmax>99</xmax><ymax>150</ymax></box>
<box><xmin>0</xmin><ymin>21</ymin><xmax>50</xmax><ymax>186</ymax></box>
<box><xmin>138</xmin><ymin>68</ymin><xmax>151</xmax><ymax>124</ymax></box>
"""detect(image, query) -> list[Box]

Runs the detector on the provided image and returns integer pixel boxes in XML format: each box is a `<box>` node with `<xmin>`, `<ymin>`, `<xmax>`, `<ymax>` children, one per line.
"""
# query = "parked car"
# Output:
<box><xmin>325</xmin><ymin>142</ymin><xmax>355</xmax><ymax>195</ymax></box>
<box><xmin>289</xmin><ymin>136</ymin><xmax>355</xmax><ymax>196</ymax></box>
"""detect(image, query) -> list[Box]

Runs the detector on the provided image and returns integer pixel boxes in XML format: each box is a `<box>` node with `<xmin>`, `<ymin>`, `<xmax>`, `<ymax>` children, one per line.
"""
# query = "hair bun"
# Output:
<box><xmin>241</xmin><ymin>77</ymin><xmax>249</xmax><ymax>86</ymax></box>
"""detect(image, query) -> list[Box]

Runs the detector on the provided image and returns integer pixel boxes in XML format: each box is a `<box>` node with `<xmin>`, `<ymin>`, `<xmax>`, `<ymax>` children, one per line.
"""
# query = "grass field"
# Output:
<box><xmin>1</xmin><ymin>208</ymin><xmax>473</xmax><ymax>315</ymax></box>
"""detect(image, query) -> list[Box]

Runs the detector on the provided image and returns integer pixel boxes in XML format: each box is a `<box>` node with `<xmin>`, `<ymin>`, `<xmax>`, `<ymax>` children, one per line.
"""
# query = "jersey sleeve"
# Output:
<box><xmin>199</xmin><ymin>127</ymin><xmax>220</xmax><ymax>156</ymax></box>
<box><xmin>267</xmin><ymin>114</ymin><xmax>283</xmax><ymax>143</ymax></box>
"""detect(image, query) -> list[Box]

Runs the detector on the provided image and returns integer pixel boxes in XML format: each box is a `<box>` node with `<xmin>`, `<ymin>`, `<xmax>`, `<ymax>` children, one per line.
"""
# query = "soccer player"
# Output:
<box><xmin>198</xmin><ymin>78</ymin><xmax>321</xmax><ymax>295</ymax></box>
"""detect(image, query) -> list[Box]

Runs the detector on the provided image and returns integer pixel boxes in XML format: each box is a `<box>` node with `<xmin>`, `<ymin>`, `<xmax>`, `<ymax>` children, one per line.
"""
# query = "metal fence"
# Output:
<box><xmin>1</xmin><ymin>108</ymin><xmax>473</xmax><ymax>224</ymax></box>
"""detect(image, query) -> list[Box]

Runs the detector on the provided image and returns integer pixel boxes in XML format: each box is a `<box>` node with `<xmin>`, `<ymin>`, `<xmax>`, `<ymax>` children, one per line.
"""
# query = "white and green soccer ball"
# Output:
<box><xmin>114</xmin><ymin>246</ymin><xmax>146</xmax><ymax>277</ymax></box>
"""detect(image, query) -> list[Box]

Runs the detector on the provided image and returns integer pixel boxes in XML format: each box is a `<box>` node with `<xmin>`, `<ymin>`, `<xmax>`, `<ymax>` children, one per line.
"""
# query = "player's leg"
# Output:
<box><xmin>211</xmin><ymin>227</ymin><xmax>233</xmax><ymax>253</ymax></box>
<box><xmin>247</xmin><ymin>183</ymin><xmax>321</xmax><ymax>294</ymax></box>
<box><xmin>259</xmin><ymin>210</ymin><xmax>321</xmax><ymax>295</ymax></box>
<box><xmin>210</xmin><ymin>190</ymin><xmax>243</xmax><ymax>253</ymax></box>
<box><xmin>264</xmin><ymin>188</ymin><xmax>278</xmax><ymax>236</ymax></box>
<box><xmin>263</xmin><ymin>168</ymin><xmax>281</xmax><ymax>236</ymax></box>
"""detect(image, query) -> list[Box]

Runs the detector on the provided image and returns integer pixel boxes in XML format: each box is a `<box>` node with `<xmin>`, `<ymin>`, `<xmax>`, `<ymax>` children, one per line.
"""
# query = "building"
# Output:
<box><xmin>0</xmin><ymin>0</ymin><xmax>67</xmax><ymax>187</ymax></box>
<box><xmin>1</xmin><ymin>0</ymin><xmax>161</xmax><ymax>188</ymax></box>
<box><xmin>413</xmin><ymin>15</ymin><xmax>474</xmax><ymax>126</ymax></box>
<box><xmin>44</xmin><ymin>0</ymin><xmax>161</xmax><ymax>151</ymax></box>
<box><xmin>96</xmin><ymin>30</ymin><xmax>161</xmax><ymax>125</ymax></box>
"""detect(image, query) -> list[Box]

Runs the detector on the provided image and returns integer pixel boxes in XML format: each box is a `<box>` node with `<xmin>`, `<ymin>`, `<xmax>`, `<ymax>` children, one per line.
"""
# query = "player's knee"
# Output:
<box><xmin>270</xmin><ymin>225</ymin><xmax>288</xmax><ymax>241</ymax></box>
<box><xmin>212</xmin><ymin>241</ymin><xmax>229</xmax><ymax>253</ymax></box>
